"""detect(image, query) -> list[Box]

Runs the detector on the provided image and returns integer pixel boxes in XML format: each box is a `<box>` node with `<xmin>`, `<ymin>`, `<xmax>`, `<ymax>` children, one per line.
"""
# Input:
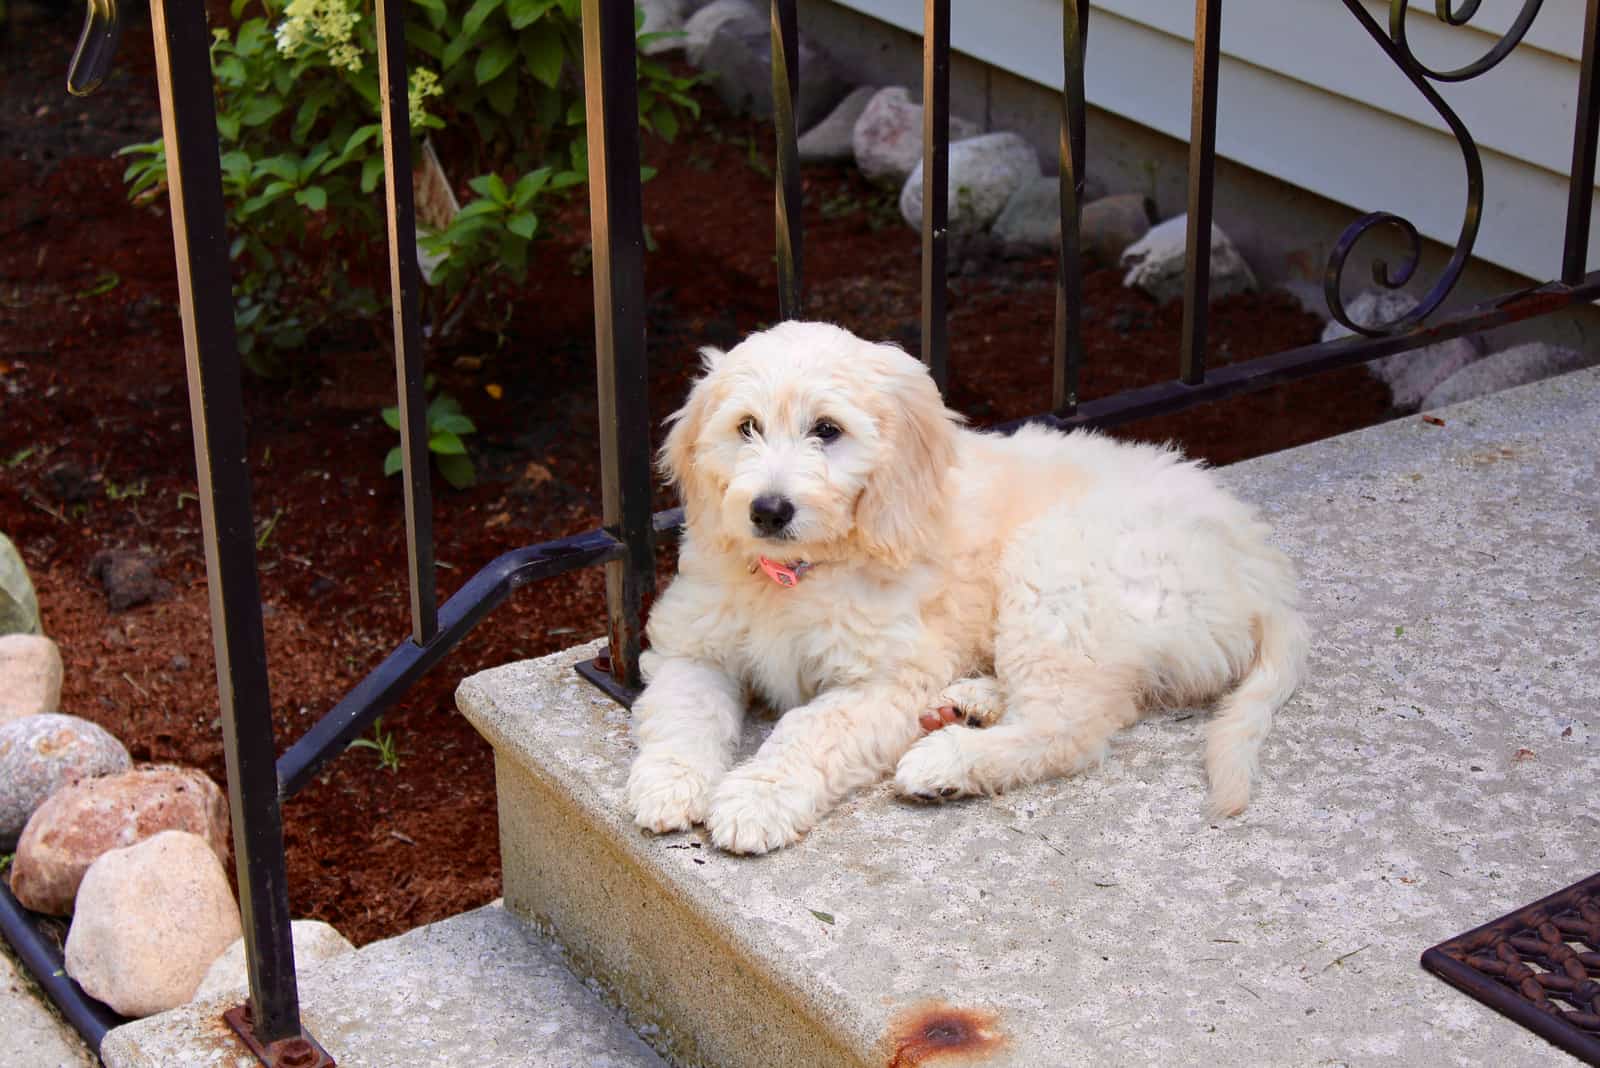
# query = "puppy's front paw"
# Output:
<box><xmin>627</xmin><ymin>754</ymin><xmax>713</xmax><ymax>834</ymax></box>
<box><xmin>918</xmin><ymin>677</ymin><xmax>1006</xmax><ymax>732</ymax></box>
<box><xmin>894</xmin><ymin>727</ymin><xmax>985</xmax><ymax>802</ymax></box>
<box><xmin>706</xmin><ymin>770</ymin><xmax>813</xmax><ymax>855</ymax></box>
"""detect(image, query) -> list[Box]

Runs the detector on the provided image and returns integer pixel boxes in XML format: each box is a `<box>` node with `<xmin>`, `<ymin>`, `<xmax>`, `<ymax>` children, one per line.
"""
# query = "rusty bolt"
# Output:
<box><xmin>273</xmin><ymin>1037</ymin><xmax>319</xmax><ymax>1068</ymax></box>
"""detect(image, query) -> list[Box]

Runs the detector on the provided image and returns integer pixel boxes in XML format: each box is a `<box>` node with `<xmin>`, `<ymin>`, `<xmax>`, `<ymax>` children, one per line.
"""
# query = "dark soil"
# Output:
<box><xmin>0</xmin><ymin>5</ymin><xmax>1392</xmax><ymax>945</ymax></box>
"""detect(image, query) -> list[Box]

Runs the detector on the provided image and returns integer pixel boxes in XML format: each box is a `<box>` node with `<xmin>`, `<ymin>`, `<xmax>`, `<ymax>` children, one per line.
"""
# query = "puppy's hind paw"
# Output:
<box><xmin>894</xmin><ymin>728</ymin><xmax>985</xmax><ymax>802</ymax></box>
<box><xmin>627</xmin><ymin>755</ymin><xmax>714</xmax><ymax>834</ymax></box>
<box><xmin>918</xmin><ymin>677</ymin><xmax>1005</xmax><ymax>733</ymax></box>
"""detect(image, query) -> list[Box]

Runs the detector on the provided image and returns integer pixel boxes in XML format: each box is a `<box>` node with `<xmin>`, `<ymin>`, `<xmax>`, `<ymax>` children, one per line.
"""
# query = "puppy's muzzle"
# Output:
<box><xmin>749</xmin><ymin>494</ymin><xmax>796</xmax><ymax>538</ymax></box>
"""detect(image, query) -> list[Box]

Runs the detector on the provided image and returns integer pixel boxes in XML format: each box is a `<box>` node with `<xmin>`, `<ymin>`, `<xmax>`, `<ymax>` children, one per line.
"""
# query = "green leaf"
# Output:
<box><xmin>455</xmin><ymin>198</ymin><xmax>503</xmax><ymax>221</ymax></box>
<box><xmin>808</xmin><ymin>909</ymin><xmax>835</xmax><ymax>925</ymax></box>
<box><xmin>510</xmin><ymin>167</ymin><xmax>550</xmax><ymax>207</ymax></box>
<box><xmin>461</xmin><ymin>0</ymin><xmax>504</xmax><ymax>38</ymax></box>
<box><xmin>237</xmin><ymin>93</ymin><xmax>284</xmax><ymax>127</ymax></box>
<box><xmin>409</xmin><ymin>0</ymin><xmax>447</xmax><ymax>17</ymax></box>
<box><xmin>254</xmin><ymin>155</ymin><xmax>300</xmax><ymax>183</ymax></box>
<box><xmin>475</xmin><ymin>40</ymin><xmax>517</xmax><ymax>86</ymax></box>
<box><xmin>506</xmin><ymin>0</ymin><xmax>555</xmax><ymax>29</ymax></box>
<box><xmin>435</xmin><ymin>453</ymin><xmax>476</xmax><ymax>489</ymax></box>
<box><xmin>427</xmin><ymin>392</ymin><xmax>464</xmax><ymax>418</ymax></box>
<box><xmin>381</xmin><ymin>406</ymin><xmax>402</xmax><ymax>430</ymax></box>
<box><xmin>429</xmin><ymin>430</ymin><xmax>467</xmax><ymax>455</ymax></box>
<box><xmin>383</xmin><ymin>446</ymin><xmax>404</xmax><ymax>476</ymax></box>
<box><xmin>405</xmin><ymin>23</ymin><xmax>446</xmax><ymax>58</ymax></box>
<box><xmin>217</xmin><ymin>113</ymin><xmax>242</xmax><ymax>141</ymax></box>
<box><xmin>431</xmin><ymin>412</ymin><xmax>476</xmax><ymax>435</ymax></box>
<box><xmin>294</xmin><ymin>186</ymin><xmax>328</xmax><ymax>211</ymax></box>
<box><xmin>522</xmin><ymin>22</ymin><xmax>565</xmax><ymax>88</ymax></box>
<box><xmin>441</xmin><ymin>30</ymin><xmax>478</xmax><ymax>71</ymax></box>
<box><xmin>505</xmin><ymin>211</ymin><xmax>537</xmax><ymax>239</ymax></box>
<box><xmin>651</xmin><ymin>104</ymin><xmax>679</xmax><ymax>143</ymax></box>
<box><xmin>342</xmin><ymin>123</ymin><xmax>384</xmax><ymax>156</ymax></box>
<box><xmin>361</xmin><ymin>155</ymin><xmax>386</xmax><ymax>194</ymax></box>
<box><xmin>484</xmin><ymin>71</ymin><xmax>518</xmax><ymax>115</ymax></box>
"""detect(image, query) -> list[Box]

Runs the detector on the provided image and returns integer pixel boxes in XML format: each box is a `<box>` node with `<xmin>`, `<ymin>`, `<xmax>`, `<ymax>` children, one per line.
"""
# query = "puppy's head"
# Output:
<box><xmin>660</xmin><ymin>321</ymin><xmax>959</xmax><ymax>569</ymax></box>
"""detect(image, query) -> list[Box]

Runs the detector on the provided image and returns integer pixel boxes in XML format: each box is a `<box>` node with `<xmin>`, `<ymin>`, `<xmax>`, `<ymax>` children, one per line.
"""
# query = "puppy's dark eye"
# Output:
<box><xmin>811</xmin><ymin>419</ymin><xmax>842</xmax><ymax>443</ymax></box>
<box><xmin>738</xmin><ymin>417</ymin><xmax>760</xmax><ymax>440</ymax></box>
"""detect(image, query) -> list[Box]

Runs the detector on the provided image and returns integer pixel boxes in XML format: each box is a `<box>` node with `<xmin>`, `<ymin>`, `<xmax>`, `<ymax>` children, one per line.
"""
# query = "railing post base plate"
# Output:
<box><xmin>223</xmin><ymin>1004</ymin><xmax>336</xmax><ymax>1068</ymax></box>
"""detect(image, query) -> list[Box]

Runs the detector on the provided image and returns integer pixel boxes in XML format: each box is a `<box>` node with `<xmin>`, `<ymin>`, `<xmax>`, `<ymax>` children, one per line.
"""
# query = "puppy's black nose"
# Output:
<box><xmin>749</xmin><ymin>495</ymin><xmax>795</xmax><ymax>536</ymax></box>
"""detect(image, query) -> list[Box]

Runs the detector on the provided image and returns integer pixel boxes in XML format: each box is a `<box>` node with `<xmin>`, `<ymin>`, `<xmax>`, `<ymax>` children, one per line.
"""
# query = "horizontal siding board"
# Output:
<box><xmin>831</xmin><ymin>0</ymin><xmax>1598</xmax><ymax>279</ymax></box>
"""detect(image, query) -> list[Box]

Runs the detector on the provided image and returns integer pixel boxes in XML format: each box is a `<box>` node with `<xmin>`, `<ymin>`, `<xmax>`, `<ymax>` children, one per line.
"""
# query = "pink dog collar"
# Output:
<box><xmin>757</xmin><ymin>556</ymin><xmax>813</xmax><ymax>588</ymax></box>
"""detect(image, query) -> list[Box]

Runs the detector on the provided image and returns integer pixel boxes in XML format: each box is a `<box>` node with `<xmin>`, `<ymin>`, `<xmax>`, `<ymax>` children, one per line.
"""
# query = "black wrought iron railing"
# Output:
<box><xmin>2</xmin><ymin>0</ymin><xmax>1597</xmax><ymax>1064</ymax></box>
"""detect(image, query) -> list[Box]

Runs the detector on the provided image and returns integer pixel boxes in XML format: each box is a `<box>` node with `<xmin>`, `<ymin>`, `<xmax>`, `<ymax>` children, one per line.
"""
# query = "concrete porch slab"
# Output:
<box><xmin>100</xmin><ymin>903</ymin><xmax>666</xmax><ymax>1067</ymax></box>
<box><xmin>459</xmin><ymin>365</ymin><xmax>1600</xmax><ymax>1067</ymax></box>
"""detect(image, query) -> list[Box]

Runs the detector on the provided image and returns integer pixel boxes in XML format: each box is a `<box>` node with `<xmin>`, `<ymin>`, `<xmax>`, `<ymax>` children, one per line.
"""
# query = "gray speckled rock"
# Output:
<box><xmin>698</xmin><ymin>19</ymin><xmax>850</xmax><ymax>132</ymax></box>
<box><xmin>681</xmin><ymin>0</ymin><xmax>759</xmax><ymax>67</ymax></box>
<box><xmin>0</xmin><ymin>532</ymin><xmax>41</xmax><ymax>637</ymax></box>
<box><xmin>1421</xmin><ymin>340</ymin><xmax>1596</xmax><ymax>412</ymax></box>
<box><xmin>65</xmin><ymin>831</ymin><xmax>241</xmax><ymax>1018</ymax></box>
<box><xmin>1322</xmin><ymin>289</ymin><xmax>1485</xmax><ymax>410</ymax></box>
<box><xmin>0</xmin><ymin>634</ymin><xmax>62</xmax><ymax>725</ymax></box>
<box><xmin>636</xmin><ymin>0</ymin><xmax>688</xmax><ymax>55</ymax></box>
<box><xmin>1120</xmin><ymin>213</ymin><xmax>1256</xmax><ymax>304</ymax></box>
<box><xmin>900</xmin><ymin>132</ymin><xmax>1041</xmax><ymax>235</ymax></box>
<box><xmin>851</xmin><ymin>86</ymin><xmax>980</xmax><ymax>188</ymax></box>
<box><xmin>797</xmin><ymin>85</ymin><xmax>877</xmax><ymax>164</ymax></box>
<box><xmin>0</xmin><ymin>714</ymin><xmax>130</xmax><ymax>850</ymax></box>
<box><xmin>993</xmin><ymin>185</ymin><xmax>1153</xmax><ymax>260</ymax></box>
<box><xmin>191</xmin><ymin>920</ymin><xmax>353</xmax><ymax>1003</ymax></box>
<box><xmin>11</xmin><ymin>765</ymin><xmax>231</xmax><ymax>916</ymax></box>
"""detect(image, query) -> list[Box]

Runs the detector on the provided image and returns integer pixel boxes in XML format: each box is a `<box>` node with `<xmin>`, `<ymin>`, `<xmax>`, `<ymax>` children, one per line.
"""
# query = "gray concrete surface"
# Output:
<box><xmin>100</xmin><ymin>903</ymin><xmax>666</xmax><ymax>1068</ymax></box>
<box><xmin>460</xmin><ymin>365</ymin><xmax>1600</xmax><ymax>1067</ymax></box>
<box><xmin>0</xmin><ymin>939</ymin><xmax>96</xmax><ymax>1068</ymax></box>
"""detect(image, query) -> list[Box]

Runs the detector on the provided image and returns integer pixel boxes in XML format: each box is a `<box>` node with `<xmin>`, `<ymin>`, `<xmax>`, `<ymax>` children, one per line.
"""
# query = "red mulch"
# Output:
<box><xmin>0</xmin><ymin>6</ymin><xmax>1391</xmax><ymax>945</ymax></box>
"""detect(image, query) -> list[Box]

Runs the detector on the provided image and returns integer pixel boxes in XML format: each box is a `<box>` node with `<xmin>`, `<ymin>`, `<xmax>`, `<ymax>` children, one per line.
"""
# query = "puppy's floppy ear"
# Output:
<box><xmin>658</xmin><ymin>347</ymin><xmax>724</xmax><ymax>511</ymax></box>
<box><xmin>854</xmin><ymin>346</ymin><xmax>959</xmax><ymax>567</ymax></box>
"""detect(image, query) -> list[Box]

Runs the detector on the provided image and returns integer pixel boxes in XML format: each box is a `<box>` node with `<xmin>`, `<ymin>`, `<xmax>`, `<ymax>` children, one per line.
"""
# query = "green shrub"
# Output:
<box><xmin>119</xmin><ymin>0</ymin><xmax>697</xmax><ymax>371</ymax></box>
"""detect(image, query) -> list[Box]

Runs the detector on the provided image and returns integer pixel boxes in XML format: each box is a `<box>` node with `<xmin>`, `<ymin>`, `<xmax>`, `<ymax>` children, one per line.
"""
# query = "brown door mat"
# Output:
<box><xmin>1422</xmin><ymin>871</ymin><xmax>1600</xmax><ymax>1065</ymax></box>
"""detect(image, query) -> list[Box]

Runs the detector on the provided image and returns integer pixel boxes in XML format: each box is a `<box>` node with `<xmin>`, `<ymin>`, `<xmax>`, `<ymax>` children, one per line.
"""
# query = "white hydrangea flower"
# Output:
<box><xmin>274</xmin><ymin>0</ymin><xmax>363</xmax><ymax>67</ymax></box>
<box><xmin>408</xmin><ymin>67</ymin><xmax>443</xmax><ymax>123</ymax></box>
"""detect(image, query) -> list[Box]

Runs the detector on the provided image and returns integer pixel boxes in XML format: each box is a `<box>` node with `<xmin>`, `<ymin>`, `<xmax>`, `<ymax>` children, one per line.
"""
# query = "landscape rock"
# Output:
<box><xmin>992</xmin><ymin>184</ymin><xmax>1155</xmax><ymax>260</ymax></box>
<box><xmin>0</xmin><ymin>532</ymin><xmax>41</xmax><ymax>636</ymax></box>
<box><xmin>699</xmin><ymin>18</ymin><xmax>851</xmax><ymax>132</ymax></box>
<box><xmin>798</xmin><ymin>85</ymin><xmax>877</xmax><ymax>164</ymax></box>
<box><xmin>0</xmin><ymin>714</ymin><xmax>130</xmax><ymax>850</ymax></box>
<box><xmin>1421</xmin><ymin>341</ymin><xmax>1596</xmax><ymax>412</ymax></box>
<box><xmin>87</xmin><ymin>547</ymin><xmax>166</xmax><ymax>612</ymax></box>
<box><xmin>852</xmin><ymin>86</ymin><xmax>980</xmax><ymax>188</ymax></box>
<box><xmin>1321</xmin><ymin>289</ymin><xmax>1484</xmax><ymax>410</ymax></box>
<box><xmin>44</xmin><ymin>461</ymin><xmax>94</xmax><ymax>504</ymax></box>
<box><xmin>637</xmin><ymin>0</ymin><xmax>689</xmax><ymax>55</ymax></box>
<box><xmin>683</xmin><ymin>0</ymin><xmax>761</xmax><ymax>67</ymax></box>
<box><xmin>191</xmin><ymin>920</ymin><xmax>355</xmax><ymax>1003</ymax></box>
<box><xmin>64</xmin><ymin>830</ymin><xmax>242</xmax><ymax>1018</ymax></box>
<box><xmin>1119</xmin><ymin>214</ymin><xmax>1257</xmax><ymax>305</ymax></box>
<box><xmin>900</xmin><ymin>132</ymin><xmax>1042</xmax><ymax>235</ymax></box>
<box><xmin>0</xmin><ymin>634</ymin><xmax>62</xmax><ymax>724</ymax></box>
<box><xmin>10</xmin><ymin>765</ymin><xmax>231</xmax><ymax>916</ymax></box>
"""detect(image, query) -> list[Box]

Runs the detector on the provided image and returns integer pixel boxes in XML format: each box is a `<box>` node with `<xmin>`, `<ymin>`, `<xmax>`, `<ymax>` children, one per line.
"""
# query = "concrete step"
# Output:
<box><xmin>100</xmin><ymin>903</ymin><xmax>668</xmax><ymax>1067</ymax></box>
<box><xmin>458</xmin><ymin>366</ymin><xmax>1600</xmax><ymax>1067</ymax></box>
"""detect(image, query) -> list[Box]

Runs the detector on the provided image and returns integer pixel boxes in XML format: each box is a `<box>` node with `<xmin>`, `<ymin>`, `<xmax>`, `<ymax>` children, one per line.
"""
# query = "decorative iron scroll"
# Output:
<box><xmin>68</xmin><ymin>0</ymin><xmax>122</xmax><ymax>96</ymax></box>
<box><xmin>1325</xmin><ymin>0</ymin><xmax>1546</xmax><ymax>337</ymax></box>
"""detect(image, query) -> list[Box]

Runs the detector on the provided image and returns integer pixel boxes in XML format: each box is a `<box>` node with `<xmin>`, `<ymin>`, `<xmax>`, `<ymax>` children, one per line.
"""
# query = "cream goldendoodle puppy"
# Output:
<box><xmin>627</xmin><ymin>321</ymin><xmax>1306</xmax><ymax>855</ymax></box>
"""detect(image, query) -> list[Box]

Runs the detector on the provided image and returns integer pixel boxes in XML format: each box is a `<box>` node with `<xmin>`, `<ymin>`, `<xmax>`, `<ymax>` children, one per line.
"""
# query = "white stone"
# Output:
<box><xmin>851</xmin><ymin>86</ymin><xmax>980</xmax><ymax>188</ymax></box>
<box><xmin>1119</xmin><ymin>214</ymin><xmax>1257</xmax><ymax>305</ymax></box>
<box><xmin>0</xmin><ymin>634</ymin><xmax>62</xmax><ymax>724</ymax></box>
<box><xmin>0</xmin><ymin>714</ymin><xmax>130</xmax><ymax>850</ymax></box>
<box><xmin>698</xmin><ymin>18</ymin><xmax>850</xmax><ymax>131</ymax></box>
<box><xmin>682</xmin><ymin>0</ymin><xmax>760</xmax><ymax>67</ymax></box>
<box><xmin>0</xmin><ymin>532</ymin><xmax>41</xmax><ymax>637</ymax></box>
<box><xmin>11</xmin><ymin>765</ymin><xmax>231</xmax><ymax>916</ymax></box>
<box><xmin>1422</xmin><ymin>340</ymin><xmax>1596</xmax><ymax>411</ymax></box>
<box><xmin>798</xmin><ymin>85</ymin><xmax>877</xmax><ymax>165</ymax></box>
<box><xmin>1322</xmin><ymin>289</ymin><xmax>1484</xmax><ymax>410</ymax></box>
<box><xmin>64</xmin><ymin>831</ymin><xmax>242</xmax><ymax>1018</ymax></box>
<box><xmin>637</xmin><ymin>0</ymin><xmax>689</xmax><ymax>55</ymax></box>
<box><xmin>191</xmin><ymin>920</ymin><xmax>355</xmax><ymax>1003</ymax></box>
<box><xmin>899</xmin><ymin>132</ymin><xmax>1042</xmax><ymax>235</ymax></box>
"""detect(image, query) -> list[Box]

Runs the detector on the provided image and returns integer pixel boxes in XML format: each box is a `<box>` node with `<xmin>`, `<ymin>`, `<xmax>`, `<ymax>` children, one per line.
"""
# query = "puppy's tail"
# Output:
<box><xmin>1204</xmin><ymin>605</ymin><xmax>1308</xmax><ymax>817</ymax></box>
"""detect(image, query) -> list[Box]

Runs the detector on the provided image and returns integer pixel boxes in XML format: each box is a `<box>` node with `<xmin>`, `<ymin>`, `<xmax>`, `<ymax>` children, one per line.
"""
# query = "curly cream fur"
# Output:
<box><xmin>627</xmin><ymin>322</ymin><xmax>1307</xmax><ymax>854</ymax></box>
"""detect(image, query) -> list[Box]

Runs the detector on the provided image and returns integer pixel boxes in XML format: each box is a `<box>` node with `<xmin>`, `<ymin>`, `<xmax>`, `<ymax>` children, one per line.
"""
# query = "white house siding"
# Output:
<box><xmin>827</xmin><ymin>0</ymin><xmax>1597</xmax><ymax>283</ymax></box>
